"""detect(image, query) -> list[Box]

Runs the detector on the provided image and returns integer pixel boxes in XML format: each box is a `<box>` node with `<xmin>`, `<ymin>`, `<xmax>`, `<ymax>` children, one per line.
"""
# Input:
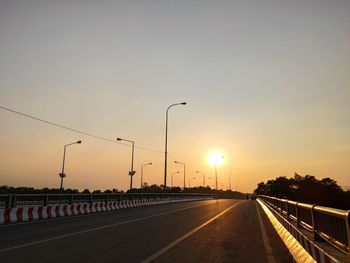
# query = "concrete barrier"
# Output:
<box><xmin>0</xmin><ymin>197</ymin><xmax>211</xmax><ymax>225</ymax></box>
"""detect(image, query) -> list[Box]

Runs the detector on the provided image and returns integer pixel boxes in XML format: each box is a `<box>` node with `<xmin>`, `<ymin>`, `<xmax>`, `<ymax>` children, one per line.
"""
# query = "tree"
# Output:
<box><xmin>254</xmin><ymin>182</ymin><xmax>270</xmax><ymax>195</ymax></box>
<box><xmin>254</xmin><ymin>173</ymin><xmax>348</xmax><ymax>209</ymax></box>
<box><xmin>267</xmin><ymin>176</ymin><xmax>292</xmax><ymax>198</ymax></box>
<box><xmin>82</xmin><ymin>189</ymin><xmax>90</xmax><ymax>194</ymax></box>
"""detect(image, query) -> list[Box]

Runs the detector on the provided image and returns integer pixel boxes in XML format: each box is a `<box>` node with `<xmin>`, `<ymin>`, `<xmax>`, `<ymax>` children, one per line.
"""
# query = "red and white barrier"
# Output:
<box><xmin>0</xmin><ymin>197</ymin><xmax>211</xmax><ymax>225</ymax></box>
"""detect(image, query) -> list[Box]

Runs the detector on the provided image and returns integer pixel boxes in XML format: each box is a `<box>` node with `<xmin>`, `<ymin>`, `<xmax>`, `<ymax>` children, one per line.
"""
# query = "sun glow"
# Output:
<box><xmin>208</xmin><ymin>151</ymin><xmax>224</xmax><ymax>166</ymax></box>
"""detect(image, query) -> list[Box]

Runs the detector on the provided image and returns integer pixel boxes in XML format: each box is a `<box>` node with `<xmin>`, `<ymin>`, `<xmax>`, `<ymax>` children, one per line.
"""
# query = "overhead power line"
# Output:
<box><xmin>0</xmin><ymin>105</ymin><xmax>163</xmax><ymax>153</ymax></box>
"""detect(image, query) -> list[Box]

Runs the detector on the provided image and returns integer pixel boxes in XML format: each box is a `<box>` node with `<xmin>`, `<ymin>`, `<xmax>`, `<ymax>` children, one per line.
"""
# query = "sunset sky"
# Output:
<box><xmin>0</xmin><ymin>1</ymin><xmax>349</xmax><ymax>193</ymax></box>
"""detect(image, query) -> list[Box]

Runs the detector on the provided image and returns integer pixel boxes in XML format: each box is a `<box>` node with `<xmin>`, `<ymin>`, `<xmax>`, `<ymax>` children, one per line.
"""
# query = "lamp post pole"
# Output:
<box><xmin>140</xmin><ymin>162</ymin><xmax>152</xmax><ymax>188</ymax></box>
<box><xmin>196</xmin><ymin>171</ymin><xmax>205</xmax><ymax>187</ymax></box>
<box><xmin>171</xmin><ymin>171</ymin><xmax>179</xmax><ymax>188</ymax></box>
<box><xmin>208</xmin><ymin>176</ymin><xmax>213</xmax><ymax>188</ymax></box>
<box><xmin>117</xmin><ymin>137</ymin><xmax>135</xmax><ymax>190</ymax></box>
<box><xmin>214</xmin><ymin>155</ymin><xmax>224</xmax><ymax>198</ymax></box>
<box><xmin>228</xmin><ymin>172</ymin><xmax>232</xmax><ymax>191</ymax></box>
<box><xmin>164</xmin><ymin>102</ymin><xmax>187</xmax><ymax>191</ymax></box>
<box><xmin>215</xmin><ymin>165</ymin><xmax>218</xmax><ymax>191</ymax></box>
<box><xmin>174</xmin><ymin>161</ymin><xmax>186</xmax><ymax>189</ymax></box>
<box><xmin>59</xmin><ymin>140</ymin><xmax>81</xmax><ymax>191</ymax></box>
<box><xmin>189</xmin><ymin>177</ymin><xmax>196</xmax><ymax>188</ymax></box>
<box><xmin>220</xmin><ymin>182</ymin><xmax>225</xmax><ymax>190</ymax></box>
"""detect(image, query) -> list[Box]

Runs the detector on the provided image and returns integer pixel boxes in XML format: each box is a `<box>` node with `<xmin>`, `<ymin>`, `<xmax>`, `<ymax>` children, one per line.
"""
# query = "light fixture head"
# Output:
<box><xmin>116</xmin><ymin>138</ymin><xmax>122</xmax><ymax>141</ymax></box>
<box><xmin>76</xmin><ymin>140</ymin><xmax>82</xmax><ymax>144</ymax></box>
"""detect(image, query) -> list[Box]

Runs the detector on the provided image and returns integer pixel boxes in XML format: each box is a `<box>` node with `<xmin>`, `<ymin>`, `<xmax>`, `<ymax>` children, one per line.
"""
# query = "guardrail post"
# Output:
<box><xmin>286</xmin><ymin>201</ymin><xmax>289</xmax><ymax>219</ymax></box>
<box><xmin>69</xmin><ymin>194</ymin><xmax>73</xmax><ymax>205</ymax></box>
<box><xmin>12</xmin><ymin>194</ymin><xmax>17</xmax><ymax>208</ymax></box>
<box><xmin>6</xmin><ymin>195</ymin><xmax>12</xmax><ymax>209</ymax></box>
<box><xmin>44</xmin><ymin>195</ymin><xmax>48</xmax><ymax>206</ymax></box>
<box><xmin>295</xmin><ymin>202</ymin><xmax>300</xmax><ymax>227</ymax></box>
<box><xmin>279</xmin><ymin>198</ymin><xmax>283</xmax><ymax>214</ymax></box>
<box><xmin>272</xmin><ymin>197</ymin><xmax>276</xmax><ymax>208</ymax></box>
<box><xmin>89</xmin><ymin>194</ymin><xmax>93</xmax><ymax>205</ymax></box>
<box><xmin>346</xmin><ymin>211</ymin><xmax>350</xmax><ymax>253</ymax></box>
<box><xmin>105</xmin><ymin>194</ymin><xmax>109</xmax><ymax>204</ymax></box>
<box><xmin>311</xmin><ymin>204</ymin><xmax>322</xmax><ymax>241</ymax></box>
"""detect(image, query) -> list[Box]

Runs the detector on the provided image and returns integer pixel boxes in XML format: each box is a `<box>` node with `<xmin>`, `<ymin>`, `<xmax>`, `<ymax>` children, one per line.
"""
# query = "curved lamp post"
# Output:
<box><xmin>140</xmin><ymin>162</ymin><xmax>152</xmax><ymax>188</ymax></box>
<box><xmin>59</xmin><ymin>140</ymin><xmax>81</xmax><ymax>190</ymax></box>
<box><xmin>163</xmin><ymin>102</ymin><xmax>186</xmax><ymax>191</ymax></box>
<box><xmin>174</xmin><ymin>161</ymin><xmax>186</xmax><ymax>189</ymax></box>
<box><xmin>117</xmin><ymin>137</ymin><xmax>135</xmax><ymax>190</ymax></box>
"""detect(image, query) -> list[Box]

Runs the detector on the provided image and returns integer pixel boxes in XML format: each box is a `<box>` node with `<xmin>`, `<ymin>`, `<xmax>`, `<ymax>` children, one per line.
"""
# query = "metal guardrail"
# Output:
<box><xmin>259</xmin><ymin>195</ymin><xmax>350</xmax><ymax>255</ymax></box>
<box><xmin>0</xmin><ymin>193</ymin><xmax>214</xmax><ymax>209</ymax></box>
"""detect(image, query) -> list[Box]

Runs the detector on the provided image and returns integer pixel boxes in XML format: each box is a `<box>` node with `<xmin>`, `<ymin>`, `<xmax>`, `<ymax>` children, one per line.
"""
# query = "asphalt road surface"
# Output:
<box><xmin>0</xmin><ymin>199</ymin><xmax>292</xmax><ymax>263</ymax></box>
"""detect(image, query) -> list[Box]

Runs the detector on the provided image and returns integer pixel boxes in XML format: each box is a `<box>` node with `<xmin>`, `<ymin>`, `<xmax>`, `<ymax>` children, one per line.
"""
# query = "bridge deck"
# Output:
<box><xmin>0</xmin><ymin>199</ymin><xmax>291</xmax><ymax>263</ymax></box>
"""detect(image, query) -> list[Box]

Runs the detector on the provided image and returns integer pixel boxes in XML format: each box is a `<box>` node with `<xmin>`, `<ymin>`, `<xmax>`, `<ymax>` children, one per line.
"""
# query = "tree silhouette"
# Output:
<box><xmin>254</xmin><ymin>173</ymin><xmax>349</xmax><ymax>209</ymax></box>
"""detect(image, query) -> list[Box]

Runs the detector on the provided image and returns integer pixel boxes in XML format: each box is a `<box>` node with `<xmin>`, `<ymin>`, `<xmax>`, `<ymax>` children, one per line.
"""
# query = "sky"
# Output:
<box><xmin>0</xmin><ymin>0</ymin><xmax>349</xmax><ymax>193</ymax></box>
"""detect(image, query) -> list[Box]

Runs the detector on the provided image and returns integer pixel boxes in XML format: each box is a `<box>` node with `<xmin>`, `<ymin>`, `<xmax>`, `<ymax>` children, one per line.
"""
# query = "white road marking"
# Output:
<box><xmin>141</xmin><ymin>201</ymin><xmax>242</xmax><ymax>263</ymax></box>
<box><xmin>256</xmin><ymin>202</ymin><xmax>278</xmax><ymax>263</ymax></box>
<box><xmin>0</xmin><ymin>202</ymin><xmax>212</xmax><ymax>253</ymax></box>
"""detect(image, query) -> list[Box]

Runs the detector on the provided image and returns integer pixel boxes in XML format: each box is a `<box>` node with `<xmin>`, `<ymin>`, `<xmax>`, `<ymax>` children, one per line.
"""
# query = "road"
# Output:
<box><xmin>0</xmin><ymin>199</ymin><xmax>291</xmax><ymax>263</ymax></box>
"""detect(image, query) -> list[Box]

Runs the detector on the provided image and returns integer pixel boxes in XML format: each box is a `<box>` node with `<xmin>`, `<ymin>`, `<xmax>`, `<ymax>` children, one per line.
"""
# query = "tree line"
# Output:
<box><xmin>254</xmin><ymin>173</ymin><xmax>350</xmax><ymax>210</ymax></box>
<box><xmin>0</xmin><ymin>184</ymin><xmax>246</xmax><ymax>199</ymax></box>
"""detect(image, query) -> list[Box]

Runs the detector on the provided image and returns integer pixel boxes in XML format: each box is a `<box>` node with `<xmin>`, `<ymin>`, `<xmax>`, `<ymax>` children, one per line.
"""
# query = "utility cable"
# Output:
<box><xmin>0</xmin><ymin>105</ymin><xmax>163</xmax><ymax>153</ymax></box>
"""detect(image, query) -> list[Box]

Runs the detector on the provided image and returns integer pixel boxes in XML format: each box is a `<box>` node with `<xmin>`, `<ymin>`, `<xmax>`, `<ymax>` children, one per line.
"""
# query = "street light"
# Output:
<box><xmin>174</xmin><ymin>161</ymin><xmax>186</xmax><ymax>189</ymax></box>
<box><xmin>117</xmin><ymin>137</ymin><xmax>135</xmax><ymax>190</ymax></box>
<box><xmin>196</xmin><ymin>171</ymin><xmax>206</xmax><ymax>187</ymax></box>
<box><xmin>228</xmin><ymin>172</ymin><xmax>232</xmax><ymax>191</ymax></box>
<box><xmin>219</xmin><ymin>182</ymin><xmax>225</xmax><ymax>190</ymax></box>
<box><xmin>59</xmin><ymin>140</ymin><xmax>81</xmax><ymax>190</ymax></box>
<box><xmin>171</xmin><ymin>171</ymin><xmax>179</xmax><ymax>188</ymax></box>
<box><xmin>189</xmin><ymin>177</ymin><xmax>196</xmax><ymax>188</ymax></box>
<box><xmin>140</xmin><ymin>162</ymin><xmax>152</xmax><ymax>188</ymax></box>
<box><xmin>207</xmin><ymin>176</ymin><xmax>213</xmax><ymax>188</ymax></box>
<box><xmin>210</xmin><ymin>154</ymin><xmax>224</xmax><ymax>195</ymax></box>
<box><xmin>164</xmin><ymin>102</ymin><xmax>187</xmax><ymax>191</ymax></box>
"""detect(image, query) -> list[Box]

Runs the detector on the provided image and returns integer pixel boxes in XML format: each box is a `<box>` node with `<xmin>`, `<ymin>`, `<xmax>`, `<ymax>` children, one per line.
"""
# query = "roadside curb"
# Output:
<box><xmin>257</xmin><ymin>198</ymin><xmax>340</xmax><ymax>263</ymax></box>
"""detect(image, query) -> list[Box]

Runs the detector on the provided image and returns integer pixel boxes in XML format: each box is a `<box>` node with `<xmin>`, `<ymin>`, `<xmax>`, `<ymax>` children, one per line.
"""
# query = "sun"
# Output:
<box><xmin>208</xmin><ymin>151</ymin><xmax>224</xmax><ymax>165</ymax></box>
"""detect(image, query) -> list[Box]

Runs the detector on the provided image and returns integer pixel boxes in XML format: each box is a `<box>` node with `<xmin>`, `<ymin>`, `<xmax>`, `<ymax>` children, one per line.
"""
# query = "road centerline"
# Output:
<box><xmin>0</xmin><ymin>201</ymin><xmax>212</xmax><ymax>253</ymax></box>
<box><xmin>141</xmin><ymin>201</ymin><xmax>243</xmax><ymax>263</ymax></box>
